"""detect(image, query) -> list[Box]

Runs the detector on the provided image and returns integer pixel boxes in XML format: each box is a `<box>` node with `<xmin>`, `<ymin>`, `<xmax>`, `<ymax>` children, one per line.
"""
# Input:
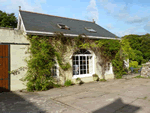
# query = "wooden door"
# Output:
<box><xmin>0</xmin><ymin>45</ymin><xmax>9</xmax><ymax>92</ymax></box>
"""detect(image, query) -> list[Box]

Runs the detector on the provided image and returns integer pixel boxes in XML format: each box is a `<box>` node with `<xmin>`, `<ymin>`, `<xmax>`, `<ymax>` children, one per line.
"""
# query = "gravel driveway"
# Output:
<box><xmin>0</xmin><ymin>77</ymin><xmax>150</xmax><ymax>113</ymax></box>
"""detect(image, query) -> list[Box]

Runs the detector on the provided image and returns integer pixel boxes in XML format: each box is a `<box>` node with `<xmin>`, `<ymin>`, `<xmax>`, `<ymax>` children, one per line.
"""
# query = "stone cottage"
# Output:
<box><xmin>0</xmin><ymin>9</ymin><xmax>120</xmax><ymax>92</ymax></box>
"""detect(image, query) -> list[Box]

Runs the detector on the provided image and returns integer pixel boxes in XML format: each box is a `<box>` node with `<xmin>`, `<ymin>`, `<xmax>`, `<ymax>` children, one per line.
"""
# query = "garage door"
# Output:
<box><xmin>0</xmin><ymin>45</ymin><xmax>9</xmax><ymax>92</ymax></box>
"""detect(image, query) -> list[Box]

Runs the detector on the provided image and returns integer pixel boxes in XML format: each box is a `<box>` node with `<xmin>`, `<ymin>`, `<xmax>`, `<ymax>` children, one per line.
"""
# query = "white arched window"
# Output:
<box><xmin>73</xmin><ymin>49</ymin><xmax>94</xmax><ymax>78</ymax></box>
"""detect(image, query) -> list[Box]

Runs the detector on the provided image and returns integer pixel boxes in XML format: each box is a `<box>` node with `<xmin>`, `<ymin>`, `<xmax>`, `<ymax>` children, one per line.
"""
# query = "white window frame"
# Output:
<box><xmin>51</xmin><ymin>61</ymin><xmax>59</xmax><ymax>78</ymax></box>
<box><xmin>72</xmin><ymin>53</ymin><xmax>94</xmax><ymax>79</ymax></box>
<box><xmin>85</xmin><ymin>27</ymin><xmax>97</xmax><ymax>33</ymax></box>
<box><xmin>57</xmin><ymin>23</ymin><xmax>70</xmax><ymax>30</ymax></box>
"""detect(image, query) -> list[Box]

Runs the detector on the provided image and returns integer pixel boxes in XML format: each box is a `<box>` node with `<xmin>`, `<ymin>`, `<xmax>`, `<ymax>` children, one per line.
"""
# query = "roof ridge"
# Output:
<box><xmin>19</xmin><ymin>10</ymin><xmax>94</xmax><ymax>23</ymax></box>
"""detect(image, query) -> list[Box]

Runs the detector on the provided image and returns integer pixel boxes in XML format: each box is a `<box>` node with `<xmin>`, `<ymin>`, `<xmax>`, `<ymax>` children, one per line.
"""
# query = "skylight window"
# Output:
<box><xmin>57</xmin><ymin>23</ymin><xmax>70</xmax><ymax>30</ymax></box>
<box><xmin>85</xmin><ymin>27</ymin><xmax>96</xmax><ymax>33</ymax></box>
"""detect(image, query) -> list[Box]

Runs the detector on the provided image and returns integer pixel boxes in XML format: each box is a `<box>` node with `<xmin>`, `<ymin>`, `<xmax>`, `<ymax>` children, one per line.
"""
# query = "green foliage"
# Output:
<box><xmin>92</xmin><ymin>74</ymin><xmax>99</xmax><ymax>81</ymax></box>
<box><xmin>0</xmin><ymin>10</ymin><xmax>17</xmax><ymax>28</ymax></box>
<box><xmin>76</xmin><ymin>77</ymin><xmax>81</xmax><ymax>81</ymax></box>
<box><xmin>122</xmin><ymin>34</ymin><xmax>150</xmax><ymax>64</ymax></box>
<box><xmin>112</xmin><ymin>51</ymin><xmax>127</xmax><ymax>79</ymax></box>
<box><xmin>55</xmin><ymin>52</ymin><xmax>71</xmax><ymax>70</ymax></box>
<box><xmin>99</xmin><ymin>79</ymin><xmax>107</xmax><ymax>82</ymax></box>
<box><xmin>76</xmin><ymin>77</ymin><xmax>84</xmax><ymax>85</ymax></box>
<box><xmin>120</xmin><ymin>38</ymin><xmax>135</xmax><ymax>60</ymax></box>
<box><xmin>142</xmin><ymin>59</ymin><xmax>147</xmax><ymax>64</ymax></box>
<box><xmin>64</xmin><ymin>80</ymin><xmax>73</xmax><ymax>86</ymax></box>
<box><xmin>25</xmin><ymin>76</ymin><xmax>55</xmax><ymax>91</ymax></box>
<box><xmin>129</xmin><ymin>61</ymin><xmax>138</xmax><ymax>68</ymax></box>
<box><xmin>134</xmin><ymin>75</ymin><xmax>147</xmax><ymax>78</ymax></box>
<box><xmin>23</xmin><ymin>35</ymin><xmax>73</xmax><ymax>92</ymax></box>
<box><xmin>23</xmin><ymin>33</ymin><xmax>131</xmax><ymax>91</ymax></box>
<box><xmin>132</xmin><ymin>50</ymin><xmax>143</xmax><ymax>64</ymax></box>
<box><xmin>92</xmin><ymin>74</ymin><xmax>99</xmax><ymax>77</ymax></box>
<box><xmin>95</xmin><ymin>39</ymin><xmax>120</xmax><ymax>61</ymax></box>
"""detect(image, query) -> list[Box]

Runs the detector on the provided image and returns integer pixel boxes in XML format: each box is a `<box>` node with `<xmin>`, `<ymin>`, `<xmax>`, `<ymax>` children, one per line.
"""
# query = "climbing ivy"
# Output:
<box><xmin>15</xmin><ymin>33</ymin><xmax>129</xmax><ymax>92</ymax></box>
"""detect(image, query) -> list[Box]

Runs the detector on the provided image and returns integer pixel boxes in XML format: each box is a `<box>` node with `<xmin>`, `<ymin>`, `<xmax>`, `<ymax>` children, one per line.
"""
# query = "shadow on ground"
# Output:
<box><xmin>0</xmin><ymin>87</ymin><xmax>45</xmax><ymax>113</ymax></box>
<box><xmin>93</xmin><ymin>98</ymin><xmax>140</xmax><ymax>113</ymax></box>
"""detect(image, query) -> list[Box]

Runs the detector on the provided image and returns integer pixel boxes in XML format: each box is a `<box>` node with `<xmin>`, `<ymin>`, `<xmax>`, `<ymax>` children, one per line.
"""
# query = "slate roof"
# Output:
<box><xmin>20</xmin><ymin>10</ymin><xmax>118</xmax><ymax>38</ymax></box>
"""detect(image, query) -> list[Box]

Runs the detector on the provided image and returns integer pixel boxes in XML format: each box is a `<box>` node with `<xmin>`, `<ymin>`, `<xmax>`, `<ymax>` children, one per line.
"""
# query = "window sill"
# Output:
<box><xmin>72</xmin><ymin>74</ymin><xmax>93</xmax><ymax>79</ymax></box>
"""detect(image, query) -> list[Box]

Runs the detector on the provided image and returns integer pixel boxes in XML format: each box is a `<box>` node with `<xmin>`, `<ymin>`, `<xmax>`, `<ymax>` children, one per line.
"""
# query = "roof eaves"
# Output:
<box><xmin>26</xmin><ymin>30</ymin><xmax>121</xmax><ymax>40</ymax></box>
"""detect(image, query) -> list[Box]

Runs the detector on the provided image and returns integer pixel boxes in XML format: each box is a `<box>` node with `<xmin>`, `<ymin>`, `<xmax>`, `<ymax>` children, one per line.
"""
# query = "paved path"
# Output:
<box><xmin>0</xmin><ymin>77</ymin><xmax>150</xmax><ymax>113</ymax></box>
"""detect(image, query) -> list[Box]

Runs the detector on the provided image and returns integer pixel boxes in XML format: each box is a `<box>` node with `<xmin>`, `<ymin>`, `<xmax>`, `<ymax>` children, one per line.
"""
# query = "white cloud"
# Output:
<box><xmin>99</xmin><ymin>0</ymin><xmax>117</xmax><ymax>14</ymax></box>
<box><xmin>99</xmin><ymin>0</ymin><xmax>127</xmax><ymax>17</ymax></box>
<box><xmin>99</xmin><ymin>0</ymin><xmax>149</xmax><ymax>25</ymax></box>
<box><xmin>126</xmin><ymin>15</ymin><xmax>149</xmax><ymax>24</ymax></box>
<box><xmin>85</xmin><ymin>0</ymin><xmax>99</xmax><ymax>22</ymax></box>
<box><xmin>0</xmin><ymin>0</ymin><xmax>46</xmax><ymax>17</ymax></box>
<box><xmin>0</xmin><ymin>0</ymin><xmax>6</xmax><ymax>2</ymax></box>
<box><xmin>115</xmin><ymin>27</ymin><xmax>141</xmax><ymax>37</ymax></box>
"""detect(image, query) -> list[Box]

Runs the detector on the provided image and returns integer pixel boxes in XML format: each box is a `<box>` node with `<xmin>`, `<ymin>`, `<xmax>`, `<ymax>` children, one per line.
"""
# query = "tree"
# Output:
<box><xmin>0</xmin><ymin>10</ymin><xmax>17</xmax><ymax>28</ymax></box>
<box><xmin>122</xmin><ymin>34</ymin><xmax>150</xmax><ymax>64</ymax></box>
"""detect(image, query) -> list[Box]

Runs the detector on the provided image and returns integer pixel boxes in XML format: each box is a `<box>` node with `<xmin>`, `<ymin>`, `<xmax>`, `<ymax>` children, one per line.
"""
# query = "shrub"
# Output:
<box><xmin>142</xmin><ymin>59</ymin><xmax>147</xmax><ymax>64</ymax></box>
<box><xmin>112</xmin><ymin>52</ymin><xmax>127</xmax><ymax>79</ymax></box>
<box><xmin>53</xmin><ymin>84</ymin><xmax>61</xmax><ymax>88</ymax></box>
<box><xmin>129</xmin><ymin>61</ymin><xmax>138</xmax><ymax>68</ymax></box>
<box><xmin>64</xmin><ymin>80</ymin><xmax>73</xmax><ymax>86</ymax></box>
<box><xmin>76</xmin><ymin>77</ymin><xmax>81</xmax><ymax>81</ymax></box>
<box><xmin>92</xmin><ymin>74</ymin><xmax>99</xmax><ymax>77</ymax></box>
<box><xmin>92</xmin><ymin>74</ymin><xmax>99</xmax><ymax>81</ymax></box>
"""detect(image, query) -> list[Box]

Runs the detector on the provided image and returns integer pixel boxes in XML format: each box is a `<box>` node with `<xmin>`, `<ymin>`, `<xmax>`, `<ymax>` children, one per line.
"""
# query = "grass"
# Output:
<box><xmin>143</xmin><ymin>97</ymin><xmax>147</xmax><ymax>100</ymax></box>
<box><xmin>137</xmin><ymin>96</ymin><xmax>147</xmax><ymax>100</ymax></box>
<box><xmin>64</xmin><ymin>80</ymin><xmax>74</xmax><ymax>87</ymax></box>
<box><xmin>99</xmin><ymin>79</ymin><xmax>107</xmax><ymax>82</ymax></box>
<box><xmin>134</xmin><ymin>75</ymin><xmax>145</xmax><ymax>78</ymax></box>
<box><xmin>53</xmin><ymin>84</ymin><xmax>61</xmax><ymax>88</ymax></box>
<box><xmin>134</xmin><ymin>75</ymin><xmax>150</xmax><ymax>79</ymax></box>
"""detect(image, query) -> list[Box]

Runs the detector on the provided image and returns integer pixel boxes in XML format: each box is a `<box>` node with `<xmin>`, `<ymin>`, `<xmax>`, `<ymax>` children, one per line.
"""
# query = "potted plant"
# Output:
<box><xmin>76</xmin><ymin>77</ymin><xmax>83</xmax><ymax>85</ymax></box>
<box><xmin>92</xmin><ymin>74</ymin><xmax>99</xmax><ymax>81</ymax></box>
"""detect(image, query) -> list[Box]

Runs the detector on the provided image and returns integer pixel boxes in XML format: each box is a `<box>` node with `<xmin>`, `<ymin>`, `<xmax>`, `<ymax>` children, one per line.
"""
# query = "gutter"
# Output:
<box><xmin>26</xmin><ymin>30</ymin><xmax>121</xmax><ymax>40</ymax></box>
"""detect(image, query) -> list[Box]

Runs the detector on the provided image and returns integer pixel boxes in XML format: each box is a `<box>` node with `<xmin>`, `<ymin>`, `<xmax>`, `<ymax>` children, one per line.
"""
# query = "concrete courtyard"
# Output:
<box><xmin>0</xmin><ymin>77</ymin><xmax>150</xmax><ymax>113</ymax></box>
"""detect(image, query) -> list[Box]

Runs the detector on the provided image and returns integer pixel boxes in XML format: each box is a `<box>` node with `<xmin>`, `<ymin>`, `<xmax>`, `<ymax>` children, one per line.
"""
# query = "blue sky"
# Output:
<box><xmin>0</xmin><ymin>0</ymin><xmax>150</xmax><ymax>37</ymax></box>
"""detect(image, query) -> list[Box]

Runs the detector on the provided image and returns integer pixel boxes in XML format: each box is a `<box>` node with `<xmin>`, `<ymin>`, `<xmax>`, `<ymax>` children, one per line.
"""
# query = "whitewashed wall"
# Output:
<box><xmin>0</xmin><ymin>28</ymin><xmax>30</xmax><ymax>91</ymax></box>
<box><xmin>10</xmin><ymin>45</ymin><xmax>29</xmax><ymax>91</ymax></box>
<box><xmin>0</xmin><ymin>28</ymin><xmax>115</xmax><ymax>91</ymax></box>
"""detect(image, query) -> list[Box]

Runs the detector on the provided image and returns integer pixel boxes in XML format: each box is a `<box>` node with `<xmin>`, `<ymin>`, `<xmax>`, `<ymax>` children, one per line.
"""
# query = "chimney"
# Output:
<box><xmin>92</xmin><ymin>19</ymin><xmax>95</xmax><ymax>23</ymax></box>
<box><xmin>19</xmin><ymin>6</ymin><xmax>21</xmax><ymax>10</ymax></box>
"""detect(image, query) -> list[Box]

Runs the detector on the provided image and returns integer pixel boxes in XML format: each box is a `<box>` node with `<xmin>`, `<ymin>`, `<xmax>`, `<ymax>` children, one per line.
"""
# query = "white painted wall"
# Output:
<box><xmin>0</xmin><ymin>28</ymin><xmax>115</xmax><ymax>91</ymax></box>
<box><xmin>0</xmin><ymin>28</ymin><xmax>30</xmax><ymax>91</ymax></box>
<box><xmin>0</xmin><ymin>28</ymin><xmax>28</xmax><ymax>43</ymax></box>
<box><xmin>10</xmin><ymin>45</ymin><xmax>29</xmax><ymax>91</ymax></box>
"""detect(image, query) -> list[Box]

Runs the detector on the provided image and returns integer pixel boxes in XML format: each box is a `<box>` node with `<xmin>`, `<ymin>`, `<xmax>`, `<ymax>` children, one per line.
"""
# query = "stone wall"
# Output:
<box><xmin>141</xmin><ymin>62</ymin><xmax>150</xmax><ymax>77</ymax></box>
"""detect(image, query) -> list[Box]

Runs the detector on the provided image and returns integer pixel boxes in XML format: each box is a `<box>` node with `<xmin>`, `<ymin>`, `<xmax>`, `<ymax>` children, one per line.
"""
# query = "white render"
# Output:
<box><xmin>0</xmin><ymin>28</ymin><xmax>29</xmax><ymax>91</ymax></box>
<box><xmin>10</xmin><ymin>45</ymin><xmax>29</xmax><ymax>91</ymax></box>
<box><xmin>0</xmin><ymin>27</ymin><xmax>115</xmax><ymax>91</ymax></box>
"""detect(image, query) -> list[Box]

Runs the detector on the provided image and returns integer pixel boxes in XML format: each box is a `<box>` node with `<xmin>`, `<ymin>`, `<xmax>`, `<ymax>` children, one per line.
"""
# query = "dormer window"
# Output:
<box><xmin>85</xmin><ymin>27</ymin><xmax>96</xmax><ymax>33</ymax></box>
<box><xmin>57</xmin><ymin>23</ymin><xmax>70</xmax><ymax>30</ymax></box>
